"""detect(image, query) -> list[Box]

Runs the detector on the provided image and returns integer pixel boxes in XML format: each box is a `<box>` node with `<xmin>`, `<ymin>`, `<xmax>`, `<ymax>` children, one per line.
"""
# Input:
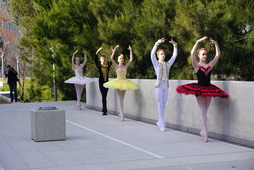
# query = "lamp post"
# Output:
<box><xmin>50</xmin><ymin>47</ymin><xmax>57</xmax><ymax>101</ymax></box>
<box><xmin>0</xmin><ymin>37</ymin><xmax>4</xmax><ymax>78</ymax></box>
<box><xmin>15</xmin><ymin>55</ymin><xmax>19</xmax><ymax>74</ymax></box>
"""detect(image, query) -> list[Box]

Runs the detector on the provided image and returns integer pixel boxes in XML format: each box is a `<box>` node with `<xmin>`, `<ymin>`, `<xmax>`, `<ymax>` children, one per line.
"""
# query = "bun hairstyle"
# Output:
<box><xmin>75</xmin><ymin>57</ymin><xmax>80</xmax><ymax>61</ymax></box>
<box><xmin>197</xmin><ymin>47</ymin><xmax>206</xmax><ymax>54</ymax></box>
<box><xmin>118</xmin><ymin>54</ymin><xmax>124</xmax><ymax>59</ymax></box>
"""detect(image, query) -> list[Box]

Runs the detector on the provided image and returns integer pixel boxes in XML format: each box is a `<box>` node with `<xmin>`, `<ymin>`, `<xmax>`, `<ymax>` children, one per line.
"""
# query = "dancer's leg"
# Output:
<box><xmin>162</xmin><ymin>86</ymin><xmax>169</xmax><ymax>124</ymax></box>
<box><xmin>155</xmin><ymin>87</ymin><xmax>163</xmax><ymax>124</ymax></box>
<box><xmin>117</xmin><ymin>89</ymin><xmax>126</xmax><ymax>121</ymax></box>
<box><xmin>79</xmin><ymin>85</ymin><xmax>84</xmax><ymax>109</ymax></box>
<box><xmin>102</xmin><ymin>87</ymin><xmax>109</xmax><ymax>114</ymax></box>
<box><xmin>155</xmin><ymin>81</ymin><xmax>168</xmax><ymax>131</ymax></box>
<box><xmin>99</xmin><ymin>80</ymin><xmax>109</xmax><ymax>115</ymax></box>
<box><xmin>196</xmin><ymin>96</ymin><xmax>212</xmax><ymax>142</ymax></box>
<box><xmin>74</xmin><ymin>84</ymin><xmax>79</xmax><ymax>107</ymax></box>
<box><xmin>75</xmin><ymin>84</ymin><xmax>84</xmax><ymax>109</ymax></box>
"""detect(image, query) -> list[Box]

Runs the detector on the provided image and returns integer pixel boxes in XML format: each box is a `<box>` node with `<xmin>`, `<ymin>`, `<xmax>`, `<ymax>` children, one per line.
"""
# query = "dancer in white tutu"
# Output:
<box><xmin>65</xmin><ymin>49</ymin><xmax>93</xmax><ymax>110</ymax></box>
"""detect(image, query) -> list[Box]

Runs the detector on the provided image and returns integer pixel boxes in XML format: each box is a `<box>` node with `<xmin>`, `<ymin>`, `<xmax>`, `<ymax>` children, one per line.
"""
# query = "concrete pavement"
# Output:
<box><xmin>0</xmin><ymin>101</ymin><xmax>254</xmax><ymax>170</ymax></box>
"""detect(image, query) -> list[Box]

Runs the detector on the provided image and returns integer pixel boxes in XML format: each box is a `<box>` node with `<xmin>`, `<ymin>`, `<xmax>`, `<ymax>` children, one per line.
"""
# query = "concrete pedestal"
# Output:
<box><xmin>31</xmin><ymin>108</ymin><xmax>66</xmax><ymax>142</ymax></box>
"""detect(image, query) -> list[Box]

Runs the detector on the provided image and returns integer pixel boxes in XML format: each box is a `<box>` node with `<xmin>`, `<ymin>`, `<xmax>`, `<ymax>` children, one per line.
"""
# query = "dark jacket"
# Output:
<box><xmin>6</xmin><ymin>69</ymin><xmax>18</xmax><ymax>84</ymax></box>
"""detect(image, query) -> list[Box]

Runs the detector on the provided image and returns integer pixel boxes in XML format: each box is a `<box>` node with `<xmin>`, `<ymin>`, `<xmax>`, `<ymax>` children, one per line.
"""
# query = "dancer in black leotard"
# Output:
<box><xmin>176</xmin><ymin>36</ymin><xmax>229</xmax><ymax>142</ymax></box>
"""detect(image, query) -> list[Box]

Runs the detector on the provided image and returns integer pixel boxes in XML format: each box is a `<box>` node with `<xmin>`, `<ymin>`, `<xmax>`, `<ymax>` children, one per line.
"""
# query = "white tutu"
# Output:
<box><xmin>64</xmin><ymin>76</ymin><xmax>94</xmax><ymax>85</ymax></box>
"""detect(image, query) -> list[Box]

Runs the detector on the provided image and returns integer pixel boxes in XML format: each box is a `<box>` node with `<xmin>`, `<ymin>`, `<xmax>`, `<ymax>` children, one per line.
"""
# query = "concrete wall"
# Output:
<box><xmin>86</xmin><ymin>79</ymin><xmax>254</xmax><ymax>148</ymax></box>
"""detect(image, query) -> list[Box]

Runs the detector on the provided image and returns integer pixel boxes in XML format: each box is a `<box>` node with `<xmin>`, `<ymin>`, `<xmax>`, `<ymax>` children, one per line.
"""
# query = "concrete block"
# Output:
<box><xmin>31</xmin><ymin>108</ymin><xmax>66</xmax><ymax>142</ymax></box>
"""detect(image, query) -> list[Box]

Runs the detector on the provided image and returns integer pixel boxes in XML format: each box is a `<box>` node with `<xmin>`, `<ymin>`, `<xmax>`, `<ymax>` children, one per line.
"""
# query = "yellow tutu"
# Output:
<box><xmin>103</xmin><ymin>68</ymin><xmax>138</xmax><ymax>90</ymax></box>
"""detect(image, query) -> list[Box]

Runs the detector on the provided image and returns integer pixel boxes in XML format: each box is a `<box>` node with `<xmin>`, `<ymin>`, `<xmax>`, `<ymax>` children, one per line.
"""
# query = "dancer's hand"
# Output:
<box><xmin>114</xmin><ymin>45</ymin><xmax>119</xmax><ymax>51</ymax></box>
<box><xmin>156</xmin><ymin>38</ymin><xmax>166</xmax><ymax>44</ymax></box>
<box><xmin>209</xmin><ymin>38</ymin><xmax>218</xmax><ymax>45</ymax></box>
<box><xmin>81</xmin><ymin>49</ymin><xmax>86</xmax><ymax>54</ymax></box>
<box><xmin>73</xmin><ymin>50</ymin><xmax>79</xmax><ymax>54</ymax></box>
<box><xmin>197</xmin><ymin>36</ymin><xmax>208</xmax><ymax>43</ymax></box>
<box><xmin>169</xmin><ymin>39</ymin><xmax>177</xmax><ymax>47</ymax></box>
<box><xmin>127</xmin><ymin>45</ymin><xmax>132</xmax><ymax>51</ymax></box>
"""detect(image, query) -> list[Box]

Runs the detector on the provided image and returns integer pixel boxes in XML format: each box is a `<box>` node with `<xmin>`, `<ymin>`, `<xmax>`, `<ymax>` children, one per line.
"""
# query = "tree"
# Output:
<box><xmin>0</xmin><ymin>1</ymin><xmax>20</xmax><ymax>75</ymax></box>
<box><xmin>6</xmin><ymin>0</ymin><xmax>254</xmax><ymax>103</ymax></box>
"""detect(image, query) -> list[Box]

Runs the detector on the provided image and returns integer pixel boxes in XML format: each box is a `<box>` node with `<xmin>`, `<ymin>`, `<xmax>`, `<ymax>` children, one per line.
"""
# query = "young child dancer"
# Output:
<box><xmin>104</xmin><ymin>45</ymin><xmax>138</xmax><ymax>121</ymax></box>
<box><xmin>65</xmin><ymin>49</ymin><xmax>93</xmax><ymax>110</ymax></box>
<box><xmin>151</xmin><ymin>38</ymin><xmax>178</xmax><ymax>131</ymax></box>
<box><xmin>94</xmin><ymin>47</ymin><xmax>112</xmax><ymax>115</ymax></box>
<box><xmin>176</xmin><ymin>36</ymin><xmax>229</xmax><ymax>142</ymax></box>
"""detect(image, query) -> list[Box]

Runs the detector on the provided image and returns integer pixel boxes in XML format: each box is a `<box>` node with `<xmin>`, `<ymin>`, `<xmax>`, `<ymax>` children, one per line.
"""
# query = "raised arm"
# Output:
<box><xmin>151</xmin><ymin>38</ymin><xmax>165</xmax><ymax>66</ymax></box>
<box><xmin>191</xmin><ymin>36</ymin><xmax>208</xmax><ymax>71</ymax></box>
<box><xmin>110</xmin><ymin>45</ymin><xmax>119</xmax><ymax>68</ymax></box>
<box><xmin>208</xmin><ymin>38</ymin><xmax>221</xmax><ymax>68</ymax></box>
<box><xmin>95</xmin><ymin>47</ymin><xmax>102</xmax><ymax>55</ymax></box>
<box><xmin>81</xmin><ymin>49</ymin><xmax>87</xmax><ymax>68</ymax></box>
<box><xmin>125</xmin><ymin>45</ymin><xmax>133</xmax><ymax>68</ymax></box>
<box><xmin>72</xmin><ymin>50</ymin><xmax>79</xmax><ymax>70</ymax></box>
<box><xmin>94</xmin><ymin>47</ymin><xmax>102</xmax><ymax>66</ymax></box>
<box><xmin>168</xmin><ymin>39</ymin><xmax>178</xmax><ymax>66</ymax></box>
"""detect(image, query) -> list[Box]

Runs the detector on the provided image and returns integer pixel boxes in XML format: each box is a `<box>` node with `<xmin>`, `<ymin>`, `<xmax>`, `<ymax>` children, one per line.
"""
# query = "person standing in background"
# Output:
<box><xmin>5</xmin><ymin>65</ymin><xmax>18</xmax><ymax>102</ymax></box>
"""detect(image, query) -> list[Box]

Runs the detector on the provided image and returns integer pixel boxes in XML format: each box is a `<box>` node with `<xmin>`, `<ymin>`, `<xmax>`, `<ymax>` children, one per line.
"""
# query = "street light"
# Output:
<box><xmin>0</xmin><ymin>37</ymin><xmax>4</xmax><ymax>78</ymax></box>
<box><xmin>50</xmin><ymin>47</ymin><xmax>57</xmax><ymax>101</ymax></box>
<box><xmin>50</xmin><ymin>44</ymin><xmax>59</xmax><ymax>101</ymax></box>
<box><xmin>15</xmin><ymin>55</ymin><xmax>19</xmax><ymax>74</ymax></box>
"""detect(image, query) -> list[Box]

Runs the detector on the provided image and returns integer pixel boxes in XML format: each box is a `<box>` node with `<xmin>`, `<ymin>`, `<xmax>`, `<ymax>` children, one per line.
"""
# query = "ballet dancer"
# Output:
<box><xmin>176</xmin><ymin>36</ymin><xmax>229</xmax><ymax>142</ymax></box>
<box><xmin>104</xmin><ymin>45</ymin><xmax>138</xmax><ymax>121</ymax></box>
<box><xmin>94</xmin><ymin>47</ymin><xmax>112</xmax><ymax>115</ymax></box>
<box><xmin>151</xmin><ymin>38</ymin><xmax>178</xmax><ymax>131</ymax></box>
<box><xmin>65</xmin><ymin>49</ymin><xmax>93</xmax><ymax>110</ymax></box>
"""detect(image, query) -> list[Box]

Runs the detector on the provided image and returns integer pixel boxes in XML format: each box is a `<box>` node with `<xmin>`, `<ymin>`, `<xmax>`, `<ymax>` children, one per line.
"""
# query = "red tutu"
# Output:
<box><xmin>176</xmin><ymin>83</ymin><xmax>229</xmax><ymax>98</ymax></box>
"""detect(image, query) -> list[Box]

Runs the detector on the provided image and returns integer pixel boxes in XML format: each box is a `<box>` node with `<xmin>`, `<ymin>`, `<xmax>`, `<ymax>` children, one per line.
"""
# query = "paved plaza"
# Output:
<box><xmin>0</xmin><ymin>101</ymin><xmax>254</xmax><ymax>170</ymax></box>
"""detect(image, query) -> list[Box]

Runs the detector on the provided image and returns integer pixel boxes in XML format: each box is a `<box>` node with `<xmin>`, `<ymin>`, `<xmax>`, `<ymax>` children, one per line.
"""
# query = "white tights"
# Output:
<box><xmin>75</xmin><ymin>84</ymin><xmax>84</xmax><ymax>107</ymax></box>
<box><xmin>155</xmin><ymin>80</ymin><xmax>168</xmax><ymax>128</ymax></box>
<box><xmin>196</xmin><ymin>96</ymin><xmax>212</xmax><ymax>137</ymax></box>
<box><xmin>117</xmin><ymin>90</ymin><xmax>126</xmax><ymax>121</ymax></box>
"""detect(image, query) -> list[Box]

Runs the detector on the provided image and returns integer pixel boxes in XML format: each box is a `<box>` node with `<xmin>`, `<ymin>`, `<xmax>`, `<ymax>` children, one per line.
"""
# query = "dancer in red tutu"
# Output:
<box><xmin>176</xmin><ymin>36</ymin><xmax>229</xmax><ymax>142</ymax></box>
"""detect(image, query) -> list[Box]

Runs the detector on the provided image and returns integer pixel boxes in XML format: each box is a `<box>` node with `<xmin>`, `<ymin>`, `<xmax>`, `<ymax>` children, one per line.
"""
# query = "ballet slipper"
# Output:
<box><xmin>156</xmin><ymin>122</ymin><xmax>166</xmax><ymax>131</ymax></box>
<box><xmin>199</xmin><ymin>131</ymin><xmax>204</xmax><ymax>137</ymax></box>
<box><xmin>76</xmin><ymin>105</ymin><xmax>81</xmax><ymax>110</ymax></box>
<box><xmin>119</xmin><ymin>113</ymin><xmax>124</xmax><ymax>121</ymax></box>
<box><xmin>203</xmin><ymin>135</ymin><xmax>208</xmax><ymax>142</ymax></box>
<box><xmin>199</xmin><ymin>131</ymin><xmax>208</xmax><ymax>142</ymax></box>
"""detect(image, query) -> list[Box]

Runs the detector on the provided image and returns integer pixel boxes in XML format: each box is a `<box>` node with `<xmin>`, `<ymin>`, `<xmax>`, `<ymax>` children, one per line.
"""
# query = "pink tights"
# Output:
<box><xmin>117</xmin><ymin>89</ymin><xmax>126</xmax><ymax>121</ymax></box>
<box><xmin>75</xmin><ymin>84</ymin><xmax>84</xmax><ymax>108</ymax></box>
<box><xmin>196</xmin><ymin>96</ymin><xmax>212</xmax><ymax>137</ymax></box>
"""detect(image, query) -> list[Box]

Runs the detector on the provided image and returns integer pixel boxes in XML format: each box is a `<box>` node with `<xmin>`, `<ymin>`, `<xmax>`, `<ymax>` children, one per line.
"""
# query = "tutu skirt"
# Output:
<box><xmin>176</xmin><ymin>83</ymin><xmax>229</xmax><ymax>98</ymax></box>
<box><xmin>64</xmin><ymin>76</ymin><xmax>94</xmax><ymax>85</ymax></box>
<box><xmin>104</xmin><ymin>79</ymin><xmax>138</xmax><ymax>90</ymax></box>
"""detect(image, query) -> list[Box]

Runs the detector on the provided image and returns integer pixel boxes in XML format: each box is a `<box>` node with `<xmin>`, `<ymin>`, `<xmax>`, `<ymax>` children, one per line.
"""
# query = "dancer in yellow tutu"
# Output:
<box><xmin>104</xmin><ymin>45</ymin><xmax>138</xmax><ymax>121</ymax></box>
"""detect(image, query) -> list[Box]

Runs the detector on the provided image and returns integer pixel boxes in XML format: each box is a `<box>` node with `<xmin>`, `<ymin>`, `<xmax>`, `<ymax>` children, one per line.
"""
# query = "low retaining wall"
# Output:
<box><xmin>86</xmin><ymin>79</ymin><xmax>254</xmax><ymax>148</ymax></box>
